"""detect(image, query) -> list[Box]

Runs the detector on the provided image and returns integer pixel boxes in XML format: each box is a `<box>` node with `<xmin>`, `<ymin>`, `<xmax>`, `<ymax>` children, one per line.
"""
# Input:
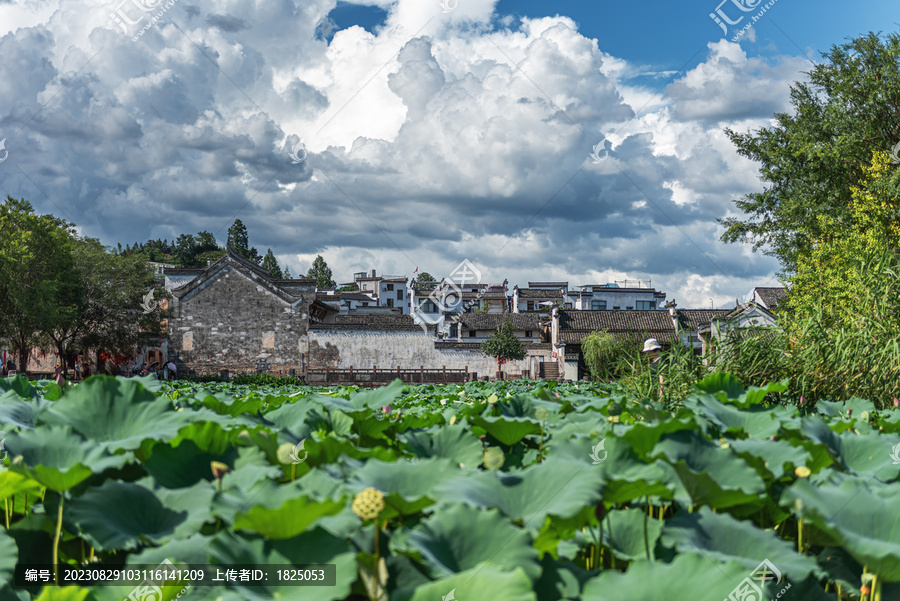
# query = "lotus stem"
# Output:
<box><xmin>4</xmin><ymin>498</ymin><xmax>8</xmax><ymax>528</ymax></box>
<box><xmin>53</xmin><ymin>494</ymin><xmax>64</xmax><ymax>585</ymax></box>
<box><xmin>643</xmin><ymin>497</ymin><xmax>651</xmax><ymax>560</ymax></box>
<box><xmin>872</xmin><ymin>574</ymin><xmax>880</xmax><ymax>601</ymax></box>
<box><xmin>372</xmin><ymin>523</ymin><xmax>381</xmax><ymax>601</ymax></box>
<box><xmin>798</xmin><ymin>517</ymin><xmax>803</xmax><ymax>553</ymax></box>
<box><xmin>291</xmin><ymin>463</ymin><xmax>296</xmax><ymax>482</ymax></box>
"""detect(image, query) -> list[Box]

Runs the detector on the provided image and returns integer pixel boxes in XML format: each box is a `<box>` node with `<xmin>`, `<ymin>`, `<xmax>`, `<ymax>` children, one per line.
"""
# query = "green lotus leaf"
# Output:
<box><xmin>694</xmin><ymin>372</ymin><xmax>746</xmax><ymax>400</ymax></box>
<box><xmin>143</xmin><ymin>439</ymin><xmax>239</xmax><ymax>489</ymax></box>
<box><xmin>5</xmin><ymin>426</ymin><xmax>133</xmax><ymax>491</ymax></box>
<box><xmin>790</xmin><ymin>417</ymin><xmax>900</xmax><ymax>481</ymax></box>
<box><xmin>817</xmin><ymin>398</ymin><xmax>876</xmax><ymax>418</ymax></box>
<box><xmin>0</xmin><ymin>470</ymin><xmax>42</xmax><ymax>502</ymax></box>
<box><xmin>615</xmin><ymin>417</ymin><xmax>699</xmax><ymax>458</ymax></box>
<box><xmin>581</xmin><ymin>553</ymin><xmax>763</xmax><ymax>600</ymax></box>
<box><xmin>200</xmin><ymin>391</ymin><xmax>265</xmax><ymax>417</ymax></box>
<box><xmin>261</xmin><ymin>396</ymin><xmax>316</xmax><ymax>438</ymax></box>
<box><xmin>660</xmin><ymin>507</ymin><xmax>821</xmax><ymax>581</ymax></box>
<box><xmin>349</xmin><ymin>458</ymin><xmax>459</xmax><ymax>517</ymax></box>
<box><xmin>392</xmin><ymin>504</ymin><xmax>541</xmax><ymax>581</ymax></box>
<box><xmin>0</xmin><ymin>528</ymin><xmax>17</xmax><ymax>588</ymax></box>
<box><xmin>0</xmin><ymin>374</ymin><xmax>38</xmax><ymax>399</ymax></box>
<box><xmin>683</xmin><ymin>394</ymin><xmax>783</xmax><ymax>439</ymax></box>
<box><xmin>782</xmin><ymin>477</ymin><xmax>900</xmax><ymax>581</ymax></box>
<box><xmin>729</xmin><ymin>438</ymin><xmax>813</xmax><ymax>480</ymax></box>
<box><xmin>468</xmin><ymin>415</ymin><xmax>542</xmax><ymax>446</ymax></box>
<box><xmin>170</xmin><ymin>421</ymin><xmax>237</xmax><ymax>455</ymax></box>
<box><xmin>42</xmin><ymin>377</ymin><xmax>189</xmax><ymax>452</ymax></box>
<box><xmin>433</xmin><ymin>457</ymin><xmax>603</xmax><ymax>525</ymax></box>
<box><xmin>0</xmin><ymin>390</ymin><xmax>52</xmax><ymax>429</ymax></box>
<box><xmin>207</xmin><ymin>527</ymin><xmax>357</xmax><ymax>601</ymax></box>
<box><xmin>392</xmin><ymin>565</ymin><xmax>537</xmax><ymax>601</ymax></box>
<box><xmin>348</xmin><ymin>379</ymin><xmax>406</xmax><ymax>410</ymax></box>
<box><xmin>233</xmin><ymin>495</ymin><xmax>344</xmax><ymax>539</ymax></box>
<box><xmin>32</xmin><ymin>587</ymin><xmax>92</xmax><ymax>601</ymax></box>
<box><xmin>402</xmin><ymin>426</ymin><xmax>484</xmax><ymax>468</ymax></box>
<box><xmin>533</xmin><ymin>554</ymin><xmax>596</xmax><ymax>601</ymax></box>
<box><xmin>65</xmin><ymin>478</ymin><xmax>215</xmax><ymax>551</ymax></box>
<box><xmin>602</xmin><ymin>507</ymin><xmax>664</xmax><ymax>561</ymax></box>
<box><xmin>652</xmin><ymin>430</ymin><xmax>766</xmax><ymax>509</ymax></box>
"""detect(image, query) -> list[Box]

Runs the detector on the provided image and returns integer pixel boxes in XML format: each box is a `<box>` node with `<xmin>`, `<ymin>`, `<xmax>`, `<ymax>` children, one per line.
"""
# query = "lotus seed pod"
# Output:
<box><xmin>594</xmin><ymin>503</ymin><xmax>607</xmax><ymax>521</ymax></box>
<box><xmin>483</xmin><ymin>447</ymin><xmax>505</xmax><ymax>470</ymax></box>
<box><xmin>276</xmin><ymin>443</ymin><xmax>296</xmax><ymax>464</ymax></box>
<box><xmin>535</xmin><ymin>408</ymin><xmax>549</xmax><ymax>422</ymax></box>
<box><xmin>847</xmin><ymin>409</ymin><xmax>853</xmax><ymax>417</ymax></box>
<box><xmin>352</xmin><ymin>487</ymin><xmax>385</xmax><ymax>520</ymax></box>
<box><xmin>487</xmin><ymin>394</ymin><xmax>498</xmax><ymax>404</ymax></box>
<box><xmin>237</xmin><ymin>430</ymin><xmax>253</xmax><ymax>444</ymax></box>
<box><xmin>795</xmin><ymin>466</ymin><xmax>811</xmax><ymax>478</ymax></box>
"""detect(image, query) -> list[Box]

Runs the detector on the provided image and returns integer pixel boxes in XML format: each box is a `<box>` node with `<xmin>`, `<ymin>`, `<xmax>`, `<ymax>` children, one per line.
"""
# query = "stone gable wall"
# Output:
<box><xmin>168</xmin><ymin>263</ymin><xmax>314</xmax><ymax>375</ymax></box>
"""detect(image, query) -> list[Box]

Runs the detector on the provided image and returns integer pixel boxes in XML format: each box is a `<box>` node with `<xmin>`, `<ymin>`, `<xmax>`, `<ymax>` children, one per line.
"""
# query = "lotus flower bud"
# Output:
<box><xmin>594</xmin><ymin>503</ymin><xmax>607</xmax><ymax>521</ymax></box>
<box><xmin>483</xmin><ymin>447</ymin><xmax>505</xmax><ymax>470</ymax></box>
<box><xmin>794</xmin><ymin>466</ymin><xmax>811</xmax><ymax>478</ymax></box>
<box><xmin>276</xmin><ymin>443</ymin><xmax>296</xmax><ymax>465</ymax></box>
<box><xmin>449</xmin><ymin>415</ymin><xmax>457</xmax><ymax>425</ymax></box>
<box><xmin>211</xmin><ymin>461</ymin><xmax>231</xmax><ymax>479</ymax></box>
<box><xmin>894</xmin><ymin>398</ymin><xmax>899</xmax><ymax>408</ymax></box>
<box><xmin>847</xmin><ymin>409</ymin><xmax>853</xmax><ymax>418</ymax></box>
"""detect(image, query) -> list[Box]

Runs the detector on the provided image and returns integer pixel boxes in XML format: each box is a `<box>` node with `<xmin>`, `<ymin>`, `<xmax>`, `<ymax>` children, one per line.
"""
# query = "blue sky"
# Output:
<box><xmin>0</xmin><ymin>0</ymin><xmax>898</xmax><ymax>306</ymax></box>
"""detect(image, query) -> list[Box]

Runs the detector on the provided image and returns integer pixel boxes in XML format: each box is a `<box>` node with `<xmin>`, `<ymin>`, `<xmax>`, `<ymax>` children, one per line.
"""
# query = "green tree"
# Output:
<box><xmin>416</xmin><ymin>272</ymin><xmax>435</xmax><ymax>285</ymax></box>
<box><xmin>720</xmin><ymin>32</ymin><xmax>900</xmax><ymax>274</ymax></box>
<box><xmin>44</xmin><ymin>237</ymin><xmax>163</xmax><ymax>376</ymax></box>
<box><xmin>283</xmin><ymin>266</ymin><xmax>291</xmax><ymax>279</ymax></box>
<box><xmin>261</xmin><ymin>249</ymin><xmax>284</xmax><ymax>279</ymax></box>
<box><xmin>481</xmin><ymin>317</ymin><xmax>526</xmax><ymax>373</ymax></box>
<box><xmin>174</xmin><ymin>234</ymin><xmax>198</xmax><ymax>267</ymax></box>
<box><xmin>227</xmin><ymin>219</ymin><xmax>261</xmax><ymax>264</ymax></box>
<box><xmin>582</xmin><ymin>330</ymin><xmax>633</xmax><ymax>382</ymax></box>
<box><xmin>0</xmin><ymin>197</ymin><xmax>75</xmax><ymax>372</ymax></box>
<box><xmin>306</xmin><ymin>255</ymin><xmax>336</xmax><ymax>289</ymax></box>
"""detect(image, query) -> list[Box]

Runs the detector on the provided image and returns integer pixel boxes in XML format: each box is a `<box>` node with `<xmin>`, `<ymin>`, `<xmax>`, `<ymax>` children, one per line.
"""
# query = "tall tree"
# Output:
<box><xmin>306</xmin><ymin>255</ymin><xmax>336</xmax><ymax>289</ymax></box>
<box><xmin>44</xmin><ymin>237</ymin><xmax>162</xmax><ymax>376</ymax></box>
<box><xmin>416</xmin><ymin>272</ymin><xmax>436</xmax><ymax>285</ymax></box>
<box><xmin>226</xmin><ymin>219</ymin><xmax>261</xmax><ymax>264</ymax></box>
<box><xmin>174</xmin><ymin>233</ymin><xmax>199</xmax><ymax>267</ymax></box>
<box><xmin>261</xmin><ymin>249</ymin><xmax>283</xmax><ymax>279</ymax></box>
<box><xmin>0</xmin><ymin>196</ymin><xmax>75</xmax><ymax>372</ymax></box>
<box><xmin>283</xmin><ymin>266</ymin><xmax>291</xmax><ymax>279</ymax></box>
<box><xmin>720</xmin><ymin>32</ymin><xmax>900</xmax><ymax>274</ymax></box>
<box><xmin>481</xmin><ymin>317</ymin><xmax>526</xmax><ymax>373</ymax></box>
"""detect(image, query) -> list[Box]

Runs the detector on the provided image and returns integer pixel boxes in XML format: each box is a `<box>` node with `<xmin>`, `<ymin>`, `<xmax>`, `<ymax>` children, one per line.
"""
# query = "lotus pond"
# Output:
<box><xmin>0</xmin><ymin>373</ymin><xmax>899</xmax><ymax>600</ymax></box>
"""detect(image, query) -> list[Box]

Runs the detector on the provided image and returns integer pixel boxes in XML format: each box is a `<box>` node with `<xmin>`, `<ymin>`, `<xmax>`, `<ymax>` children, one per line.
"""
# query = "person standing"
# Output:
<box><xmin>642</xmin><ymin>338</ymin><xmax>664</xmax><ymax>399</ymax></box>
<box><xmin>166</xmin><ymin>361</ymin><xmax>177</xmax><ymax>381</ymax></box>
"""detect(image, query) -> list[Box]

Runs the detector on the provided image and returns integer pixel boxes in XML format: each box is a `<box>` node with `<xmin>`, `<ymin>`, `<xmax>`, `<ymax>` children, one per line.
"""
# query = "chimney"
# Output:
<box><xmin>370</xmin><ymin>269</ymin><xmax>376</xmax><ymax>278</ymax></box>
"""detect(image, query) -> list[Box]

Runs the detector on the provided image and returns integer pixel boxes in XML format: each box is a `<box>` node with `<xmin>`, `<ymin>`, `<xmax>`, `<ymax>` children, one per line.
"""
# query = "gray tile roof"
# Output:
<box><xmin>518</xmin><ymin>288</ymin><xmax>563</xmax><ymax>299</ymax></box>
<box><xmin>558</xmin><ymin>310</ymin><xmax>676</xmax><ymax>344</ymax></box>
<box><xmin>309</xmin><ymin>314</ymin><xmax>422</xmax><ymax>331</ymax></box>
<box><xmin>754</xmin><ymin>287</ymin><xmax>787</xmax><ymax>310</ymax></box>
<box><xmin>676</xmin><ymin>309</ymin><xmax>732</xmax><ymax>331</ymax></box>
<box><xmin>454</xmin><ymin>313</ymin><xmax>543</xmax><ymax>331</ymax></box>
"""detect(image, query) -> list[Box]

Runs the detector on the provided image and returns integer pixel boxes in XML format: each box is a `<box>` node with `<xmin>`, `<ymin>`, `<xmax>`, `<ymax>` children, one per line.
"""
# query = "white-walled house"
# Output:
<box><xmin>564</xmin><ymin>283</ymin><xmax>666</xmax><ymax>310</ymax></box>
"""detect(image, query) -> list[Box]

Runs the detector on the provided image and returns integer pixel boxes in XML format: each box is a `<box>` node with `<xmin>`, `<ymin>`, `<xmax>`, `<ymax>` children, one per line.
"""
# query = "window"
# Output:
<box><xmin>387</xmin><ymin>299</ymin><xmax>394</xmax><ymax>308</ymax></box>
<box><xmin>565</xmin><ymin>303</ymin><xmax>573</xmax><ymax>309</ymax></box>
<box><xmin>613</xmin><ymin>306</ymin><xmax>620</xmax><ymax>310</ymax></box>
<box><xmin>362</xmin><ymin>284</ymin><xmax>368</xmax><ymax>290</ymax></box>
<box><xmin>525</xmin><ymin>330</ymin><xmax>532</xmax><ymax>338</ymax></box>
<box><xmin>469</xmin><ymin>330</ymin><xmax>476</xmax><ymax>337</ymax></box>
<box><xmin>636</xmin><ymin>301</ymin><xmax>655</xmax><ymax>310</ymax></box>
<box><xmin>422</xmin><ymin>300</ymin><xmax>437</xmax><ymax>312</ymax></box>
<box><xmin>386</xmin><ymin>284</ymin><xmax>394</xmax><ymax>291</ymax></box>
<box><xmin>361</xmin><ymin>302</ymin><xmax>369</xmax><ymax>307</ymax></box>
<box><xmin>397</xmin><ymin>290</ymin><xmax>403</xmax><ymax>300</ymax></box>
<box><xmin>527</xmin><ymin>301</ymin><xmax>535</xmax><ymax>311</ymax></box>
<box><xmin>591</xmin><ymin>300</ymin><xmax>606</xmax><ymax>310</ymax></box>
<box><xmin>626</xmin><ymin>306</ymin><xmax>633</xmax><ymax>310</ymax></box>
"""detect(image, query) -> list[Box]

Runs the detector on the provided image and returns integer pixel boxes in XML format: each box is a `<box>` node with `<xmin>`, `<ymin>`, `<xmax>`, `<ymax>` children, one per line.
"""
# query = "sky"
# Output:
<box><xmin>0</xmin><ymin>0</ymin><xmax>897</xmax><ymax>307</ymax></box>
